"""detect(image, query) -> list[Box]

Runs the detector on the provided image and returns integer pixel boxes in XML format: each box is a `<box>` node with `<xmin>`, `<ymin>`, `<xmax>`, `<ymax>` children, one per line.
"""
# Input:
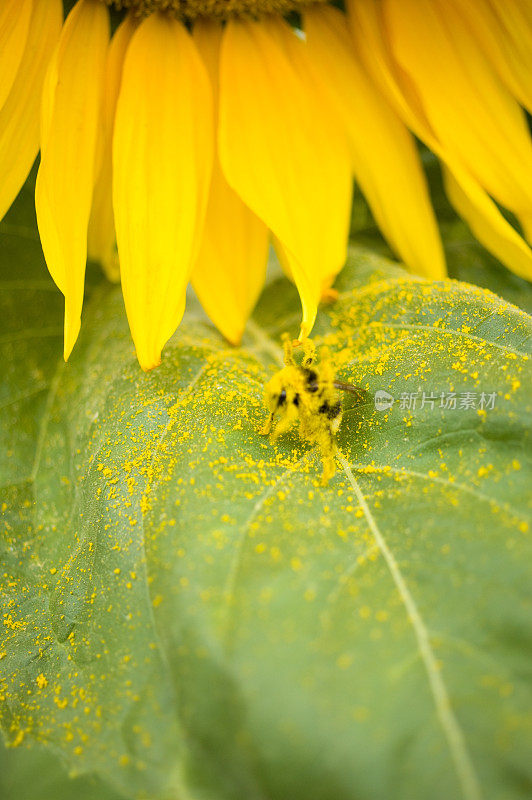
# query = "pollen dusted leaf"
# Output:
<box><xmin>1</xmin><ymin>185</ymin><xmax>532</xmax><ymax>800</ymax></box>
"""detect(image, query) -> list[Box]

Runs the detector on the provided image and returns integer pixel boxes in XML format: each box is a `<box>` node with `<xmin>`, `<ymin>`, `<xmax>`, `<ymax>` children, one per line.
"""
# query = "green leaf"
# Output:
<box><xmin>1</xmin><ymin>182</ymin><xmax>532</xmax><ymax>800</ymax></box>
<box><xmin>0</xmin><ymin>738</ymin><xmax>126</xmax><ymax>800</ymax></box>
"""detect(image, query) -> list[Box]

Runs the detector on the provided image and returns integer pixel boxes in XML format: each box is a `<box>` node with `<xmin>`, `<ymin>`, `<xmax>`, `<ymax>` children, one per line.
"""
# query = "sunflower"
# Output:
<box><xmin>1</xmin><ymin>0</ymin><xmax>531</xmax><ymax>370</ymax></box>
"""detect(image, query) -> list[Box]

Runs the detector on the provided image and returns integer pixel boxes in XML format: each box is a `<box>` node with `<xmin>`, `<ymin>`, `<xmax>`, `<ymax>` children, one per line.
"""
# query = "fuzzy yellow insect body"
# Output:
<box><xmin>261</xmin><ymin>335</ymin><xmax>345</xmax><ymax>485</ymax></box>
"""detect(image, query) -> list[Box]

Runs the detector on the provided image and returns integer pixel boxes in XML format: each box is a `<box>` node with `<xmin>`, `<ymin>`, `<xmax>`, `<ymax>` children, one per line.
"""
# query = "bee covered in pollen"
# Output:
<box><xmin>261</xmin><ymin>334</ymin><xmax>366</xmax><ymax>485</ymax></box>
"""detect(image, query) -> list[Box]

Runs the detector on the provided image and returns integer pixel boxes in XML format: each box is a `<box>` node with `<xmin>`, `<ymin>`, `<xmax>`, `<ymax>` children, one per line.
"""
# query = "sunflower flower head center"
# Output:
<box><xmin>105</xmin><ymin>0</ymin><xmax>329</xmax><ymax>21</ymax></box>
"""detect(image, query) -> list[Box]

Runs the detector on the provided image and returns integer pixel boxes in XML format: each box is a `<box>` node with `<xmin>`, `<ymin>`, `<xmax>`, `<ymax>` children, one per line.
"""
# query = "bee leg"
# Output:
<box><xmin>320</xmin><ymin>455</ymin><xmax>336</xmax><ymax>486</ymax></box>
<box><xmin>261</xmin><ymin>412</ymin><xmax>275</xmax><ymax>436</ymax></box>
<box><xmin>272</xmin><ymin>403</ymin><xmax>298</xmax><ymax>440</ymax></box>
<box><xmin>282</xmin><ymin>332</ymin><xmax>296</xmax><ymax>366</ymax></box>
<box><xmin>272</xmin><ymin>416</ymin><xmax>294</xmax><ymax>441</ymax></box>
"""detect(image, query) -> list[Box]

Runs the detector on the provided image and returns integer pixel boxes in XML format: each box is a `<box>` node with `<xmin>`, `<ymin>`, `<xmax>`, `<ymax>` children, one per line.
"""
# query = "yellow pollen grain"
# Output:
<box><xmin>36</xmin><ymin>673</ymin><xmax>48</xmax><ymax>689</ymax></box>
<box><xmin>12</xmin><ymin>731</ymin><xmax>24</xmax><ymax>747</ymax></box>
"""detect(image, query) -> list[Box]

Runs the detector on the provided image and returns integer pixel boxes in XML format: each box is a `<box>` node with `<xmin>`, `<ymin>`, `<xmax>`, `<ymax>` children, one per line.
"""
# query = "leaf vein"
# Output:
<box><xmin>346</xmin><ymin>461</ymin><xmax>530</xmax><ymax>523</ymax></box>
<box><xmin>338</xmin><ymin>451</ymin><xmax>483</xmax><ymax>800</ymax></box>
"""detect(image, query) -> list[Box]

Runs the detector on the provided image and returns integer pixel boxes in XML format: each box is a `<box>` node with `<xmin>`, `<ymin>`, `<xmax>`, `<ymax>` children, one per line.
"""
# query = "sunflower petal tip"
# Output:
<box><xmin>297</xmin><ymin>322</ymin><xmax>312</xmax><ymax>343</ymax></box>
<box><xmin>138</xmin><ymin>352</ymin><xmax>162</xmax><ymax>372</ymax></box>
<box><xmin>63</xmin><ymin>317</ymin><xmax>81</xmax><ymax>362</ymax></box>
<box><xmin>223</xmin><ymin>326</ymin><xmax>244</xmax><ymax>346</ymax></box>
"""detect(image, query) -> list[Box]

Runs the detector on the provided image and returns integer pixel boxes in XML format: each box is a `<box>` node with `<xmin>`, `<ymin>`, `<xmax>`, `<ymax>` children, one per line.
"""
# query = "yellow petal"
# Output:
<box><xmin>113</xmin><ymin>13</ymin><xmax>213</xmax><ymax>370</ymax></box>
<box><xmin>0</xmin><ymin>0</ymin><xmax>61</xmax><ymax>221</ymax></box>
<box><xmin>304</xmin><ymin>6</ymin><xmax>445</xmax><ymax>280</ymax></box>
<box><xmin>347</xmin><ymin>0</ymin><xmax>420</xmax><ymax>130</ymax></box>
<box><xmin>451</xmin><ymin>0</ymin><xmax>532</xmax><ymax>114</ymax></box>
<box><xmin>491</xmin><ymin>0</ymin><xmax>532</xmax><ymax>113</ymax></box>
<box><xmin>443</xmin><ymin>167</ymin><xmax>532</xmax><ymax>282</ymax></box>
<box><xmin>347</xmin><ymin>0</ymin><xmax>532</xmax><ymax>281</ymax></box>
<box><xmin>385</xmin><ymin>0</ymin><xmax>532</xmax><ymax>228</ymax></box>
<box><xmin>36</xmin><ymin>0</ymin><xmax>109</xmax><ymax>360</ymax></box>
<box><xmin>473</xmin><ymin>0</ymin><xmax>532</xmax><ymax>241</ymax></box>
<box><xmin>271</xmin><ymin>234</ymin><xmax>338</xmax><ymax>306</ymax></box>
<box><xmin>192</xmin><ymin>167</ymin><xmax>269</xmax><ymax>345</ymax></box>
<box><xmin>0</xmin><ymin>0</ymin><xmax>32</xmax><ymax>111</ymax></box>
<box><xmin>219</xmin><ymin>17</ymin><xmax>352</xmax><ymax>341</ymax></box>
<box><xmin>191</xmin><ymin>20</ymin><xmax>268</xmax><ymax>345</ymax></box>
<box><xmin>88</xmin><ymin>14</ymin><xmax>138</xmax><ymax>282</ymax></box>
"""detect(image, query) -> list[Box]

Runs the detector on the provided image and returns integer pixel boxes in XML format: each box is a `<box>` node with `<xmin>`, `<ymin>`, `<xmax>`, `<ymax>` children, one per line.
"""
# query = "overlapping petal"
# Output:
<box><xmin>35</xmin><ymin>0</ymin><xmax>109</xmax><ymax>360</ymax></box>
<box><xmin>113</xmin><ymin>13</ymin><xmax>213</xmax><ymax>370</ymax></box>
<box><xmin>443</xmin><ymin>167</ymin><xmax>532</xmax><ymax>282</ymax></box>
<box><xmin>219</xmin><ymin>17</ymin><xmax>352</xmax><ymax>341</ymax></box>
<box><xmin>88</xmin><ymin>14</ymin><xmax>138</xmax><ymax>282</ymax></box>
<box><xmin>304</xmin><ymin>5</ymin><xmax>445</xmax><ymax>280</ymax></box>
<box><xmin>0</xmin><ymin>0</ymin><xmax>32</xmax><ymax>111</ymax></box>
<box><xmin>386</xmin><ymin>0</ymin><xmax>532</xmax><ymax>236</ymax></box>
<box><xmin>452</xmin><ymin>0</ymin><xmax>532</xmax><ymax>115</ymax></box>
<box><xmin>192</xmin><ymin>20</ymin><xmax>268</xmax><ymax>345</ymax></box>
<box><xmin>491</xmin><ymin>0</ymin><xmax>532</xmax><ymax>114</ymax></box>
<box><xmin>347</xmin><ymin>0</ymin><xmax>532</xmax><ymax>282</ymax></box>
<box><xmin>0</xmin><ymin>0</ymin><xmax>61</xmax><ymax>222</ymax></box>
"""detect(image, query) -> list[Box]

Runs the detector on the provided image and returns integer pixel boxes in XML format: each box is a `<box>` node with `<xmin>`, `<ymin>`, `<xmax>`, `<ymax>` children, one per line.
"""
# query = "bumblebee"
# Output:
<box><xmin>261</xmin><ymin>334</ymin><xmax>365</xmax><ymax>485</ymax></box>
